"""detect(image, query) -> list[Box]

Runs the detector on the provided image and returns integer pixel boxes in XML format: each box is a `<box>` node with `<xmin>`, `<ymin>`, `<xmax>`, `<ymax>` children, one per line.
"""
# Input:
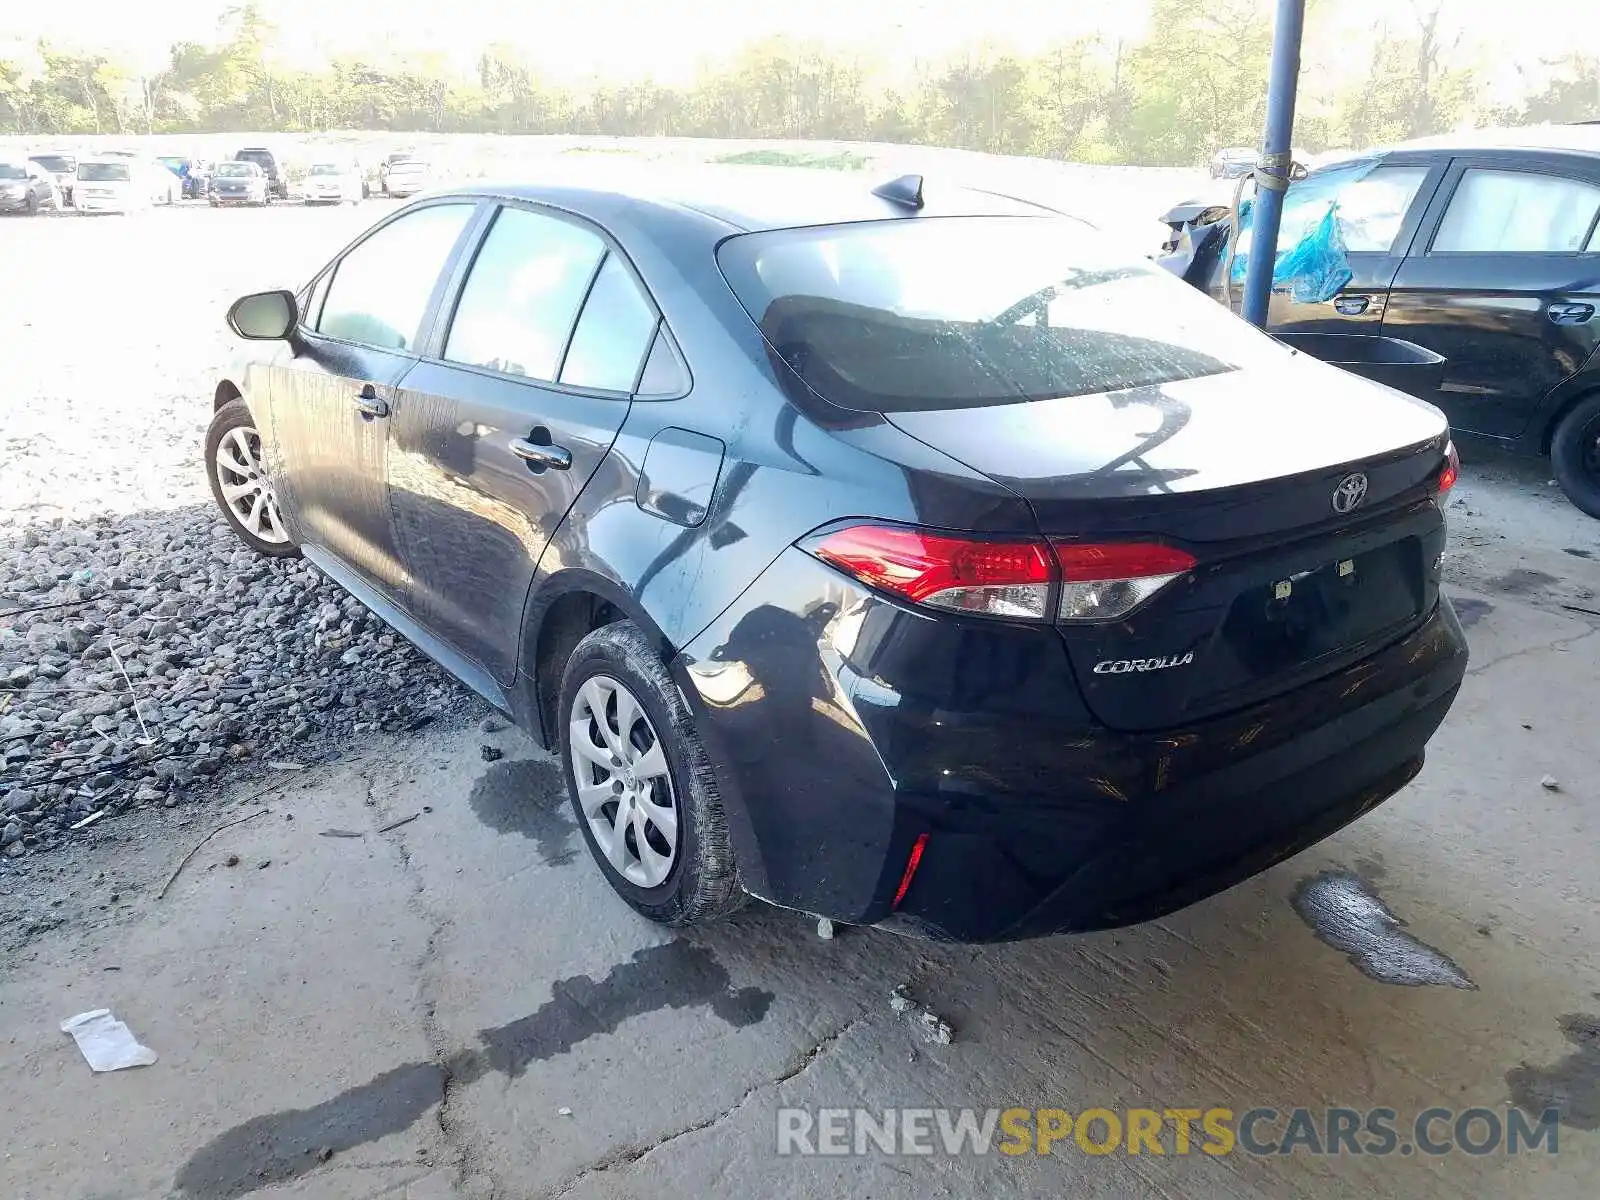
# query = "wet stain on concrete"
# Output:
<box><xmin>170</xmin><ymin>1061</ymin><xmax>457</xmax><ymax>1200</ymax></box>
<box><xmin>1489</xmin><ymin>568</ymin><xmax>1557</xmax><ymax>596</ymax></box>
<box><xmin>467</xmin><ymin>757</ymin><xmax>577</xmax><ymax>866</ymax></box>
<box><xmin>1353</xmin><ymin>853</ymin><xmax>1387</xmax><ymax>882</ymax></box>
<box><xmin>170</xmin><ymin>941</ymin><xmax>773</xmax><ymax>1198</ymax></box>
<box><xmin>1507</xmin><ymin>1014</ymin><xmax>1600</xmax><ymax>1131</ymax></box>
<box><xmin>1449</xmin><ymin>595</ymin><xmax>1493</xmax><ymax>629</ymax></box>
<box><xmin>1291</xmin><ymin>870</ymin><xmax>1475</xmax><ymax>989</ymax></box>
<box><xmin>480</xmin><ymin>937</ymin><xmax>774</xmax><ymax>1078</ymax></box>
<box><xmin>1564</xmin><ymin>547</ymin><xmax>1594</xmax><ymax>560</ymax></box>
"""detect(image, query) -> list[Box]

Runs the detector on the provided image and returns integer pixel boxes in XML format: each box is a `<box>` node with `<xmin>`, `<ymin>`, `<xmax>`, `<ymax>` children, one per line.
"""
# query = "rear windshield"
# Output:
<box><xmin>77</xmin><ymin>162</ymin><xmax>130</xmax><ymax>182</ymax></box>
<box><xmin>309</xmin><ymin>163</ymin><xmax>342</xmax><ymax>175</ymax></box>
<box><xmin>716</xmin><ymin>216</ymin><xmax>1278</xmax><ymax>412</ymax></box>
<box><xmin>236</xmin><ymin>151</ymin><xmax>275</xmax><ymax>169</ymax></box>
<box><xmin>31</xmin><ymin>156</ymin><xmax>73</xmax><ymax>173</ymax></box>
<box><xmin>0</xmin><ymin>164</ymin><xmax>25</xmax><ymax>180</ymax></box>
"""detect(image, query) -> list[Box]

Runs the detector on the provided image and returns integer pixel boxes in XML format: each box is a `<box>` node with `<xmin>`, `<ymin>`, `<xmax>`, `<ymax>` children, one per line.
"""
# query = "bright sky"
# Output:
<box><xmin>4</xmin><ymin>0</ymin><xmax>1595</xmax><ymax>94</ymax></box>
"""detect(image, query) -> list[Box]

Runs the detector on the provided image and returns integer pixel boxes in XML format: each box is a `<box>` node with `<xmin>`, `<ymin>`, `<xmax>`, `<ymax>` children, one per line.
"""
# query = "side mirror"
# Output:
<box><xmin>227</xmin><ymin>290</ymin><xmax>298</xmax><ymax>341</ymax></box>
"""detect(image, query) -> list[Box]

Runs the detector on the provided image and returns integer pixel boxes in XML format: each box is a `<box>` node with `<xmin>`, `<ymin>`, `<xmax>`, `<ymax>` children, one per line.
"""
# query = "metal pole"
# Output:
<box><xmin>1241</xmin><ymin>0</ymin><xmax>1307</xmax><ymax>328</ymax></box>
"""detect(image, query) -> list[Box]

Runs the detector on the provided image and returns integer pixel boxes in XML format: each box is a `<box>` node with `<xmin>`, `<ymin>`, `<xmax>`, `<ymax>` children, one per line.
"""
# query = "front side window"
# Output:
<box><xmin>317</xmin><ymin>203</ymin><xmax>475</xmax><ymax>350</ymax></box>
<box><xmin>444</xmin><ymin>207</ymin><xmax>606</xmax><ymax>381</ymax></box>
<box><xmin>1239</xmin><ymin>163</ymin><xmax>1430</xmax><ymax>258</ymax></box>
<box><xmin>718</xmin><ymin>215</ymin><xmax>1281</xmax><ymax>412</ymax></box>
<box><xmin>1432</xmin><ymin>168</ymin><xmax>1600</xmax><ymax>254</ymax></box>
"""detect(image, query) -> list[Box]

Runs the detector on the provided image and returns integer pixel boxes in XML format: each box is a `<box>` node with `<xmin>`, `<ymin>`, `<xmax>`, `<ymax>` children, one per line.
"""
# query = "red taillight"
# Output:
<box><xmin>1437</xmin><ymin>440</ymin><xmax>1459</xmax><ymax>499</ymax></box>
<box><xmin>1053</xmin><ymin>540</ymin><xmax>1196</xmax><ymax>622</ymax></box>
<box><xmin>809</xmin><ymin>526</ymin><xmax>1054</xmax><ymax>620</ymax></box>
<box><xmin>806</xmin><ymin>525</ymin><xmax>1195</xmax><ymax>623</ymax></box>
<box><xmin>891</xmin><ymin>833</ymin><xmax>929</xmax><ymax>910</ymax></box>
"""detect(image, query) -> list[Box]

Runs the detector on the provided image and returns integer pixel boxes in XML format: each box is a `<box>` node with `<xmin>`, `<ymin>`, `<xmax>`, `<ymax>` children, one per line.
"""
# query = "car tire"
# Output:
<box><xmin>559</xmin><ymin>620</ymin><xmax>746</xmax><ymax>927</ymax></box>
<box><xmin>1551</xmin><ymin>393</ymin><xmax>1600</xmax><ymax>520</ymax></box>
<box><xmin>205</xmin><ymin>399</ymin><xmax>300</xmax><ymax>558</ymax></box>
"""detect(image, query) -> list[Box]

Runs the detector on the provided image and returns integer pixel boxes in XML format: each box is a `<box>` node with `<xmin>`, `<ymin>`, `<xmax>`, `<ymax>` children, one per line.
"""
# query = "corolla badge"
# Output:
<box><xmin>1332</xmin><ymin>472</ymin><xmax>1370</xmax><ymax>514</ymax></box>
<box><xmin>1093</xmin><ymin>652</ymin><xmax>1195</xmax><ymax>675</ymax></box>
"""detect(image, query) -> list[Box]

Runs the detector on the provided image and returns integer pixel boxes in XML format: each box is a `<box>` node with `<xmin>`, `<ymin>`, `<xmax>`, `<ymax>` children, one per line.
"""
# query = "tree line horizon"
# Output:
<box><xmin>3</xmin><ymin>1</ymin><xmax>1597</xmax><ymax>165</ymax></box>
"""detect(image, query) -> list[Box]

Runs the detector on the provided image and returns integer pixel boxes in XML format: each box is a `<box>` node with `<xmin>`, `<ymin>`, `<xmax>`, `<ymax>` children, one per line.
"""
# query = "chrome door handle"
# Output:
<box><xmin>1548</xmin><ymin>302</ymin><xmax>1595</xmax><ymax>325</ymax></box>
<box><xmin>510</xmin><ymin>437</ymin><xmax>572</xmax><ymax>471</ymax></box>
<box><xmin>353</xmin><ymin>386</ymin><xmax>389</xmax><ymax>419</ymax></box>
<box><xmin>1333</xmin><ymin>294</ymin><xmax>1371</xmax><ymax>315</ymax></box>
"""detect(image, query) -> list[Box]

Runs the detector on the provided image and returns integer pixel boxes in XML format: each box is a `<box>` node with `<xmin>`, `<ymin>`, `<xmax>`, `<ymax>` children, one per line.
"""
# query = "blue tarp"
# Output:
<box><xmin>1228</xmin><ymin>157</ymin><xmax>1382</xmax><ymax>303</ymax></box>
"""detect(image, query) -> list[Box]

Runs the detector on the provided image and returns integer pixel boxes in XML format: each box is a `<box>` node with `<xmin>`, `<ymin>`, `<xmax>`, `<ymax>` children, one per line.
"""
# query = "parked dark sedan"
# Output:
<box><xmin>208</xmin><ymin>161</ymin><xmax>269</xmax><ymax>207</ymax></box>
<box><xmin>0</xmin><ymin>159</ymin><xmax>60</xmax><ymax>215</ymax></box>
<box><xmin>1166</xmin><ymin>124</ymin><xmax>1600</xmax><ymax>518</ymax></box>
<box><xmin>207</xmin><ymin>168</ymin><xmax>1467</xmax><ymax>942</ymax></box>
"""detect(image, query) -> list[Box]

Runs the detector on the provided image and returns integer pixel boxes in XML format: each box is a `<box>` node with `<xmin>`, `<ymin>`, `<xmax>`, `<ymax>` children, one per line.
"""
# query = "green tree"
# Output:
<box><xmin>1515</xmin><ymin>55</ymin><xmax>1600</xmax><ymax>125</ymax></box>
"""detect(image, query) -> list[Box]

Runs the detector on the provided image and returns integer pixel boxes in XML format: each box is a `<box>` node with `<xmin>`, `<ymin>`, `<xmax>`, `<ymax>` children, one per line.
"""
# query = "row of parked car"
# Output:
<box><xmin>1</xmin><ymin>146</ymin><xmax>434</xmax><ymax>215</ymax></box>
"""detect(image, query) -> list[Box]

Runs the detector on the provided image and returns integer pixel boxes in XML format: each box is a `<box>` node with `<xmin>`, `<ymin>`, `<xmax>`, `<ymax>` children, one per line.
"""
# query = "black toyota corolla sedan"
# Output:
<box><xmin>207</xmin><ymin>167</ymin><xmax>1468</xmax><ymax>942</ymax></box>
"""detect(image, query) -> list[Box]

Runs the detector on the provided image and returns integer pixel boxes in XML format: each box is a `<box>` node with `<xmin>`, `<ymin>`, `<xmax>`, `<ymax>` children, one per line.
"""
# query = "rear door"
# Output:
<box><xmin>388</xmin><ymin>202</ymin><xmax>659</xmax><ymax>683</ymax></box>
<box><xmin>268</xmin><ymin>200</ymin><xmax>480</xmax><ymax>602</ymax></box>
<box><xmin>1382</xmin><ymin>154</ymin><xmax>1600</xmax><ymax>439</ymax></box>
<box><xmin>1208</xmin><ymin>157</ymin><xmax>1443</xmax><ymax>334</ymax></box>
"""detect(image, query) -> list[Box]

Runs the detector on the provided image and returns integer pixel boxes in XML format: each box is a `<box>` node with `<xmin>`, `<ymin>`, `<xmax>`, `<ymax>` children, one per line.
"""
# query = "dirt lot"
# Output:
<box><xmin>2</xmin><ymin>184</ymin><xmax>1599</xmax><ymax>1200</ymax></box>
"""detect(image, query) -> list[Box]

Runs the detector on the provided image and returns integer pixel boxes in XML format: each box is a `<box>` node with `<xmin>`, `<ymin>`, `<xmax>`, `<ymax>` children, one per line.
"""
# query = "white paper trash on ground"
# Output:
<box><xmin>59</xmin><ymin>1009</ymin><xmax>158</xmax><ymax>1072</ymax></box>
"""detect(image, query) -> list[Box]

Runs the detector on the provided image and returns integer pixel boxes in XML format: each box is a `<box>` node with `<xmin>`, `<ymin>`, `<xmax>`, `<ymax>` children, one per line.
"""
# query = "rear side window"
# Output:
<box><xmin>445</xmin><ymin>207</ymin><xmax>605</xmax><ymax>381</ymax></box>
<box><xmin>717</xmin><ymin>216</ymin><xmax>1279</xmax><ymax>412</ymax></box>
<box><xmin>1432</xmin><ymin>169</ymin><xmax>1600</xmax><ymax>253</ymax></box>
<box><xmin>317</xmin><ymin>202</ymin><xmax>474</xmax><ymax>350</ymax></box>
<box><xmin>559</xmin><ymin>256</ymin><xmax>659</xmax><ymax>392</ymax></box>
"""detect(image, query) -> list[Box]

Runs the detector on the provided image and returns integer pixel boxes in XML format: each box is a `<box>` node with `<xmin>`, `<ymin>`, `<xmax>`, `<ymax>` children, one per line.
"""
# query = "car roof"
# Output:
<box><xmin>1382</xmin><ymin>123</ymin><xmax>1600</xmax><ymax>157</ymax></box>
<box><xmin>436</xmin><ymin>164</ymin><xmax>1060</xmax><ymax>234</ymax></box>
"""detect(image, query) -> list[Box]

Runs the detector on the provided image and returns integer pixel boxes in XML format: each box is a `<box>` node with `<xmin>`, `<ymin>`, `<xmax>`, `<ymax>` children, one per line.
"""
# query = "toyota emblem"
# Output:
<box><xmin>1331</xmin><ymin>472</ymin><xmax>1369</xmax><ymax>514</ymax></box>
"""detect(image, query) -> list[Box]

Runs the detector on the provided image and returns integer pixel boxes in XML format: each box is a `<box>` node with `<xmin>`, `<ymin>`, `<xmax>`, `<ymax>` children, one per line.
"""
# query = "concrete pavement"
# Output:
<box><xmin>3</xmin><ymin>467</ymin><xmax>1599</xmax><ymax>1198</ymax></box>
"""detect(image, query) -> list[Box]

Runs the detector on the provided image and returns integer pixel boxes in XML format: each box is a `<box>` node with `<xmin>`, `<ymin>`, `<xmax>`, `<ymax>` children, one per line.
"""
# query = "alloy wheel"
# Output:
<box><xmin>214</xmin><ymin>425</ymin><xmax>290</xmax><ymax>544</ymax></box>
<box><xmin>569</xmin><ymin>675</ymin><xmax>679</xmax><ymax>888</ymax></box>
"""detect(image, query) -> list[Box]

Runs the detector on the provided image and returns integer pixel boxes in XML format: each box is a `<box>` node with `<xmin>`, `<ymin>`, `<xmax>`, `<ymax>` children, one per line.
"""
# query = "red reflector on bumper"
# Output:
<box><xmin>891</xmin><ymin>833</ymin><xmax>929</xmax><ymax>910</ymax></box>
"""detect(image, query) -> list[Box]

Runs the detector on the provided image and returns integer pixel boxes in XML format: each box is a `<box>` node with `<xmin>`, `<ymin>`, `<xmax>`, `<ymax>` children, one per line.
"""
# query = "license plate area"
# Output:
<box><xmin>1221</xmin><ymin>538</ymin><xmax>1423</xmax><ymax>678</ymax></box>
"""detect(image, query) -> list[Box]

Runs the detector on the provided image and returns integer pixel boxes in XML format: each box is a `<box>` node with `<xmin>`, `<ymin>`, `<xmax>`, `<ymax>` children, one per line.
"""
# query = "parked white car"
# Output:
<box><xmin>74</xmin><ymin>156</ymin><xmax>178</xmax><ymax>213</ymax></box>
<box><xmin>302</xmin><ymin>160</ymin><xmax>364</xmax><ymax>205</ymax></box>
<box><xmin>381</xmin><ymin>158</ymin><xmax>430</xmax><ymax>198</ymax></box>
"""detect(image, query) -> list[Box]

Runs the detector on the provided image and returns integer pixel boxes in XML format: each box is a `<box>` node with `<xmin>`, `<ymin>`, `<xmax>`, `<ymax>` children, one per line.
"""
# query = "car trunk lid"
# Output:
<box><xmin>885</xmin><ymin>362</ymin><xmax>1451</xmax><ymax>731</ymax></box>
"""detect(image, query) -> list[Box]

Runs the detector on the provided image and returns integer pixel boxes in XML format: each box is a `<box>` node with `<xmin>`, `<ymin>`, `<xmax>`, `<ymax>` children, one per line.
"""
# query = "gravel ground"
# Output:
<box><xmin>0</xmin><ymin>203</ymin><xmax>476</xmax><ymax>873</ymax></box>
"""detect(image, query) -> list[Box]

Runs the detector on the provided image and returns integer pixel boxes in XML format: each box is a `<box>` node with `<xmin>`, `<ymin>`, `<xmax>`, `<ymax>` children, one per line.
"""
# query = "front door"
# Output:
<box><xmin>1207</xmin><ymin>158</ymin><xmax>1443</xmax><ymax>336</ymax></box>
<box><xmin>389</xmin><ymin>203</ymin><xmax>660</xmax><ymax>682</ymax></box>
<box><xmin>268</xmin><ymin>200</ymin><xmax>478</xmax><ymax>601</ymax></box>
<box><xmin>1382</xmin><ymin>158</ymin><xmax>1600</xmax><ymax>440</ymax></box>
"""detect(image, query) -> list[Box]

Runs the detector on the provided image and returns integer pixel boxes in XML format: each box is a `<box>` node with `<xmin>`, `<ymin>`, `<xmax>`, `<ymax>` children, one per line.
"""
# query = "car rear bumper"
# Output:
<box><xmin>674</xmin><ymin>547</ymin><xmax>1468</xmax><ymax>943</ymax></box>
